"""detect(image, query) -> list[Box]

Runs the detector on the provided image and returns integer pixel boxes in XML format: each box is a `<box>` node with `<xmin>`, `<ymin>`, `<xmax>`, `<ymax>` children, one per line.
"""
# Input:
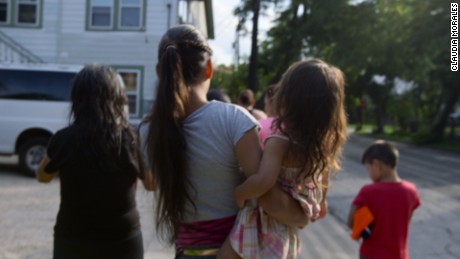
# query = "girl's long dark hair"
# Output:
<box><xmin>273</xmin><ymin>59</ymin><xmax>347</xmax><ymax>182</ymax></box>
<box><xmin>70</xmin><ymin>64</ymin><xmax>139</xmax><ymax>174</ymax></box>
<box><xmin>146</xmin><ymin>25</ymin><xmax>212</xmax><ymax>243</ymax></box>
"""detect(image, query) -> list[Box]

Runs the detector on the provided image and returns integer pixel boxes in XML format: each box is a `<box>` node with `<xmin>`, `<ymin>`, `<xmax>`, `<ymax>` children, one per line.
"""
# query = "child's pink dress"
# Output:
<box><xmin>229</xmin><ymin>134</ymin><xmax>323</xmax><ymax>259</ymax></box>
<box><xmin>258</xmin><ymin>116</ymin><xmax>275</xmax><ymax>148</ymax></box>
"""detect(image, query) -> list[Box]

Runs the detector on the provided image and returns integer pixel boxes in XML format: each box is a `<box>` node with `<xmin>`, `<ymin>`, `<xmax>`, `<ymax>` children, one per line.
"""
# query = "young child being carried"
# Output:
<box><xmin>348</xmin><ymin>140</ymin><xmax>420</xmax><ymax>259</ymax></box>
<box><xmin>218</xmin><ymin>59</ymin><xmax>348</xmax><ymax>259</ymax></box>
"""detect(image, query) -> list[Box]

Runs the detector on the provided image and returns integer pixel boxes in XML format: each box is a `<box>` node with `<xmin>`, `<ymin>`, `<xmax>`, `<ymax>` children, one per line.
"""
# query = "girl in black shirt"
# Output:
<box><xmin>37</xmin><ymin>64</ymin><xmax>154</xmax><ymax>259</ymax></box>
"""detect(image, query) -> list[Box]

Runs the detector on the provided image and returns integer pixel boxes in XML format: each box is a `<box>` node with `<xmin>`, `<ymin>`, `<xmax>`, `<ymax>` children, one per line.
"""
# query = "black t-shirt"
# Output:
<box><xmin>45</xmin><ymin>125</ymin><xmax>144</xmax><ymax>242</ymax></box>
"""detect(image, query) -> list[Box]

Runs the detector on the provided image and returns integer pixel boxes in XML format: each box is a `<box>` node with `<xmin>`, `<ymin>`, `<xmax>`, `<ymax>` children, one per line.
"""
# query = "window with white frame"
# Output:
<box><xmin>120</xmin><ymin>0</ymin><xmax>141</xmax><ymax>29</ymax></box>
<box><xmin>117</xmin><ymin>68</ymin><xmax>141</xmax><ymax>116</ymax></box>
<box><xmin>90</xmin><ymin>0</ymin><xmax>113</xmax><ymax>28</ymax></box>
<box><xmin>88</xmin><ymin>0</ymin><xmax>144</xmax><ymax>30</ymax></box>
<box><xmin>0</xmin><ymin>0</ymin><xmax>42</xmax><ymax>27</ymax></box>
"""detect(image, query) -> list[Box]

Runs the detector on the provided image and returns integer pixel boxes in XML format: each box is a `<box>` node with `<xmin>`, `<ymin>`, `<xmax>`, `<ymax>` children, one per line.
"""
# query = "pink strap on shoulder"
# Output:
<box><xmin>265</xmin><ymin>133</ymin><xmax>289</xmax><ymax>142</ymax></box>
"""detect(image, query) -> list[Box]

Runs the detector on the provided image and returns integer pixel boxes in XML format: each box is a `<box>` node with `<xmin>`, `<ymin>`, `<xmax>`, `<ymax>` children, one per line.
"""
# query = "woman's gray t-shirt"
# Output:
<box><xmin>139</xmin><ymin>101</ymin><xmax>259</xmax><ymax>222</ymax></box>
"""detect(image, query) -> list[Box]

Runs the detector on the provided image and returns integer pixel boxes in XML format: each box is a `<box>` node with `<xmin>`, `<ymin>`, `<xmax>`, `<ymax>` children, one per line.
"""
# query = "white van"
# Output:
<box><xmin>0</xmin><ymin>63</ymin><xmax>82</xmax><ymax>176</ymax></box>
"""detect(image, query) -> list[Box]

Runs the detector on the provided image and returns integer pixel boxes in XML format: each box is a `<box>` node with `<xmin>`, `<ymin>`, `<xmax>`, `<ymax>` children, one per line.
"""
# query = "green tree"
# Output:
<box><xmin>256</xmin><ymin>0</ymin><xmax>457</xmax><ymax>136</ymax></box>
<box><xmin>234</xmin><ymin>0</ymin><xmax>457</xmax><ymax>139</ymax></box>
<box><xmin>418</xmin><ymin>1</ymin><xmax>460</xmax><ymax>140</ymax></box>
<box><xmin>234</xmin><ymin>0</ymin><xmax>283</xmax><ymax>93</ymax></box>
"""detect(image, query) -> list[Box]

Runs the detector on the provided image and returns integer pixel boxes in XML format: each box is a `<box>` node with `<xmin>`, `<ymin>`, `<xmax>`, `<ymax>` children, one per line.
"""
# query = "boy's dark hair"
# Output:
<box><xmin>361</xmin><ymin>140</ymin><xmax>399</xmax><ymax>168</ymax></box>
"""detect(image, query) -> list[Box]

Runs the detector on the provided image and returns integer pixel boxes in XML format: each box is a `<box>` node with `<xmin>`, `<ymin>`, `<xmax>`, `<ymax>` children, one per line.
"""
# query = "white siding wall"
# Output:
<box><xmin>58</xmin><ymin>1</ymin><xmax>178</xmax><ymax>114</ymax></box>
<box><xmin>0</xmin><ymin>0</ymin><xmax>187</xmax><ymax>117</ymax></box>
<box><xmin>0</xmin><ymin>0</ymin><xmax>60</xmax><ymax>63</ymax></box>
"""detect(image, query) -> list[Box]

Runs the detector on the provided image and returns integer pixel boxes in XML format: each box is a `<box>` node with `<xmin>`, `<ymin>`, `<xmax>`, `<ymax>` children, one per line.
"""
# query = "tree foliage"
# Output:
<box><xmin>228</xmin><ymin>0</ymin><xmax>459</xmax><ymax>141</ymax></box>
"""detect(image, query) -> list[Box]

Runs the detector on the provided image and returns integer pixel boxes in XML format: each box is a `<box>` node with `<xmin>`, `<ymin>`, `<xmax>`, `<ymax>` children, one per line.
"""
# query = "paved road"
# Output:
<box><xmin>1</xmin><ymin>134</ymin><xmax>459</xmax><ymax>258</ymax></box>
<box><xmin>0</xmin><ymin>162</ymin><xmax>58</xmax><ymax>259</ymax></box>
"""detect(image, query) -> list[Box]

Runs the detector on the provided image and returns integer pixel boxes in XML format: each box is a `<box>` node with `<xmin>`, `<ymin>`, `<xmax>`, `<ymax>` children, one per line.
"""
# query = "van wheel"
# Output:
<box><xmin>19</xmin><ymin>137</ymin><xmax>49</xmax><ymax>177</ymax></box>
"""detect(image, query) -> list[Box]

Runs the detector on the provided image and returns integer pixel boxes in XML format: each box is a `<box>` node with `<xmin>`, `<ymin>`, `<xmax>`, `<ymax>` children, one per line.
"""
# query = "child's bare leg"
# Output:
<box><xmin>217</xmin><ymin>237</ymin><xmax>241</xmax><ymax>259</ymax></box>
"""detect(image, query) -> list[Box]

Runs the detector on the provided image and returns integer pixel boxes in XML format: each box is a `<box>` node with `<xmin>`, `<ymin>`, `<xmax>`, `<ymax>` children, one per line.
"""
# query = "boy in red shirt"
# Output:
<box><xmin>348</xmin><ymin>140</ymin><xmax>421</xmax><ymax>259</ymax></box>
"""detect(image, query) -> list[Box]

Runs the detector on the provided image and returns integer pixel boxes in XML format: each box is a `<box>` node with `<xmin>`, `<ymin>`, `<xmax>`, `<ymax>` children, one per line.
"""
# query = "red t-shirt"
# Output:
<box><xmin>353</xmin><ymin>181</ymin><xmax>420</xmax><ymax>259</ymax></box>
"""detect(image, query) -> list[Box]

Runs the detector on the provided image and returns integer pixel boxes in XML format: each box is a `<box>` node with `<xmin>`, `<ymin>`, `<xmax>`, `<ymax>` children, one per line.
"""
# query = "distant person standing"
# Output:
<box><xmin>237</xmin><ymin>89</ymin><xmax>267</xmax><ymax>120</ymax></box>
<box><xmin>348</xmin><ymin>140</ymin><xmax>421</xmax><ymax>259</ymax></box>
<box><xmin>36</xmin><ymin>64</ymin><xmax>153</xmax><ymax>259</ymax></box>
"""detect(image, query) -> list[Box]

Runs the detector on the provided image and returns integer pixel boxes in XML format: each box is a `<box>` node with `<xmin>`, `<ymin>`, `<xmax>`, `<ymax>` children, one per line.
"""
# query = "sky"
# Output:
<box><xmin>208</xmin><ymin>0</ymin><xmax>276</xmax><ymax>66</ymax></box>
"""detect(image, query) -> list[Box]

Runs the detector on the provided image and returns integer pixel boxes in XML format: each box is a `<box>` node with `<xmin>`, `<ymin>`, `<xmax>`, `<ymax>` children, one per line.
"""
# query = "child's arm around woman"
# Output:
<box><xmin>235</xmin><ymin>136</ymin><xmax>288</xmax><ymax>208</ymax></box>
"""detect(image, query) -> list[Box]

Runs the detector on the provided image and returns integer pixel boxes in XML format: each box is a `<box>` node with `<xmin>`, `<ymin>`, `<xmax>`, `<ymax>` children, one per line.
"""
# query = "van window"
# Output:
<box><xmin>0</xmin><ymin>69</ymin><xmax>75</xmax><ymax>101</ymax></box>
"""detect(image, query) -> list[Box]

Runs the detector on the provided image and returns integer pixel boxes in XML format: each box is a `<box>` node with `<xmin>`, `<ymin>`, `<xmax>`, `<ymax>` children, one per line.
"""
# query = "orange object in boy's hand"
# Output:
<box><xmin>351</xmin><ymin>206</ymin><xmax>374</xmax><ymax>240</ymax></box>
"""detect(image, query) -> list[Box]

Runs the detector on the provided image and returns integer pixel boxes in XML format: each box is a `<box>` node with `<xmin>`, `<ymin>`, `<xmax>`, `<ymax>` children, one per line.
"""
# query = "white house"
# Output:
<box><xmin>0</xmin><ymin>0</ymin><xmax>214</xmax><ymax>119</ymax></box>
